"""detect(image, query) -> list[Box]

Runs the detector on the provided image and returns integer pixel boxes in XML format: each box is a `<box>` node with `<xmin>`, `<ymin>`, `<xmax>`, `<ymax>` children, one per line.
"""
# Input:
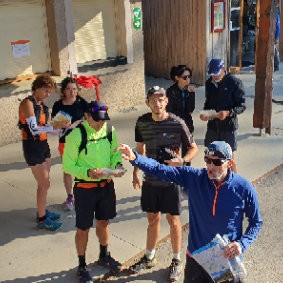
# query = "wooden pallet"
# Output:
<box><xmin>0</xmin><ymin>72</ymin><xmax>52</xmax><ymax>85</ymax></box>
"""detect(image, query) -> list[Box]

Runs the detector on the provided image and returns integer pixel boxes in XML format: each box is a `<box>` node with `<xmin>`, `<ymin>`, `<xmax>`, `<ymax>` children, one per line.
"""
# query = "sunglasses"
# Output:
<box><xmin>92</xmin><ymin>105</ymin><xmax>108</xmax><ymax>112</ymax></box>
<box><xmin>180</xmin><ymin>75</ymin><xmax>191</xmax><ymax>80</ymax></box>
<box><xmin>204</xmin><ymin>156</ymin><xmax>227</xmax><ymax>166</ymax></box>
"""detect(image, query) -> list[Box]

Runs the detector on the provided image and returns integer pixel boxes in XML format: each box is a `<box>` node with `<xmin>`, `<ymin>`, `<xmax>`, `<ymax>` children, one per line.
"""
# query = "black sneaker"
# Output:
<box><xmin>77</xmin><ymin>266</ymin><xmax>93</xmax><ymax>283</ymax></box>
<box><xmin>97</xmin><ymin>252</ymin><xmax>123</xmax><ymax>274</ymax></box>
<box><xmin>129</xmin><ymin>255</ymin><xmax>156</xmax><ymax>274</ymax></box>
<box><xmin>168</xmin><ymin>258</ymin><xmax>182</xmax><ymax>282</ymax></box>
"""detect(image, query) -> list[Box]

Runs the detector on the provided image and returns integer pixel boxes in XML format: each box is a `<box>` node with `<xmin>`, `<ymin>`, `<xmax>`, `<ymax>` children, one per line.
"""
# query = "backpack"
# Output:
<box><xmin>18</xmin><ymin>95</ymin><xmax>49</xmax><ymax>140</ymax></box>
<box><xmin>77</xmin><ymin>123</ymin><xmax>113</xmax><ymax>154</ymax></box>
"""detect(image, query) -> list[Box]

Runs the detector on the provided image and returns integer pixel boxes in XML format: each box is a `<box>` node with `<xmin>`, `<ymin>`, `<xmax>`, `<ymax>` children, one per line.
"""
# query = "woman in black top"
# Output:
<box><xmin>51</xmin><ymin>77</ymin><xmax>88</xmax><ymax>210</ymax></box>
<box><xmin>166</xmin><ymin>65</ymin><xmax>195</xmax><ymax>134</ymax></box>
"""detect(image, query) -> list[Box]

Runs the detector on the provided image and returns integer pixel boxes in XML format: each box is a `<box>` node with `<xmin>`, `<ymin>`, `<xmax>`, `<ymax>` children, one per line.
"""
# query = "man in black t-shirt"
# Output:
<box><xmin>129</xmin><ymin>86</ymin><xmax>198</xmax><ymax>282</ymax></box>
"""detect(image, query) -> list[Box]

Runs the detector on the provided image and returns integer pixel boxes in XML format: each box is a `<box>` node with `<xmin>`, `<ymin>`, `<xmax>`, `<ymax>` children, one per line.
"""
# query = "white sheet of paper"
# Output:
<box><xmin>12</xmin><ymin>42</ymin><xmax>30</xmax><ymax>58</ymax></box>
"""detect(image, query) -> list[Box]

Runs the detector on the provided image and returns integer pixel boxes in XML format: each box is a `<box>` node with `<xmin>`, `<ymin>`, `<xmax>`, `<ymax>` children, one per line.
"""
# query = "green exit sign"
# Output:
<box><xmin>133</xmin><ymin>7</ymin><xmax>142</xmax><ymax>30</ymax></box>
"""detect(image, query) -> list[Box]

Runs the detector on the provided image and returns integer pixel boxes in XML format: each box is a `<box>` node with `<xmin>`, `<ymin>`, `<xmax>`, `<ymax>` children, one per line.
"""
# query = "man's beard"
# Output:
<box><xmin>209</xmin><ymin>171</ymin><xmax>226</xmax><ymax>181</ymax></box>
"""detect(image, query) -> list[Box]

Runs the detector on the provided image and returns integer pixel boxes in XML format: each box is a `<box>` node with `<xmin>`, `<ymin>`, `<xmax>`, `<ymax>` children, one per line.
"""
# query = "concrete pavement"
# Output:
<box><xmin>0</xmin><ymin>65</ymin><xmax>283</xmax><ymax>282</ymax></box>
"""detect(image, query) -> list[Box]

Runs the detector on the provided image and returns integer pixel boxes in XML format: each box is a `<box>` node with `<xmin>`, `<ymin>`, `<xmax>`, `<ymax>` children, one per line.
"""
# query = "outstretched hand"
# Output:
<box><xmin>164</xmin><ymin>157</ymin><xmax>184</xmax><ymax>167</ymax></box>
<box><xmin>117</xmin><ymin>144</ymin><xmax>136</xmax><ymax>161</ymax></box>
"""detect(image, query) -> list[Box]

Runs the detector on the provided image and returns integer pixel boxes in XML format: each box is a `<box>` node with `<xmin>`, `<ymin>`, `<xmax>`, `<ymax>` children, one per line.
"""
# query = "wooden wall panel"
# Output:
<box><xmin>143</xmin><ymin>0</ymin><xmax>207</xmax><ymax>85</ymax></box>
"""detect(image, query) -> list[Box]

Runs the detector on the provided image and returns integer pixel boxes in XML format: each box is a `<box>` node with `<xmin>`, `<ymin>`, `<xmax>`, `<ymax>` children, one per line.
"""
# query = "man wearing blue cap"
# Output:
<box><xmin>200</xmin><ymin>59</ymin><xmax>246</xmax><ymax>172</ymax></box>
<box><xmin>118</xmin><ymin>141</ymin><xmax>262</xmax><ymax>283</ymax></box>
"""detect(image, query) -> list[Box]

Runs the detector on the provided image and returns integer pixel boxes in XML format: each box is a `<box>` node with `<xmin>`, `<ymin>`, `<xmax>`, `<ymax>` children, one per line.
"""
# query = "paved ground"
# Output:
<box><xmin>0</xmin><ymin>64</ymin><xmax>283</xmax><ymax>283</ymax></box>
<box><xmin>105</xmin><ymin>165</ymin><xmax>283</xmax><ymax>283</ymax></box>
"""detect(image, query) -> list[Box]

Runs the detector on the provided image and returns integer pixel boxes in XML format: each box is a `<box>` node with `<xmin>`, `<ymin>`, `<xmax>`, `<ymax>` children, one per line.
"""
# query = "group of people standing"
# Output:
<box><xmin>18</xmin><ymin>58</ymin><xmax>262</xmax><ymax>283</ymax></box>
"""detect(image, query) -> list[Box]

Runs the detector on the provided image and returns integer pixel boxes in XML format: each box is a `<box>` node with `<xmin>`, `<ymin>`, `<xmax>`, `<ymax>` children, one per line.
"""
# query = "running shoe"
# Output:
<box><xmin>46</xmin><ymin>209</ymin><xmax>61</xmax><ymax>221</ymax></box>
<box><xmin>64</xmin><ymin>196</ymin><xmax>74</xmax><ymax>211</ymax></box>
<box><xmin>37</xmin><ymin>217</ymin><xmax>62</xmax><ymax>231</ymax></box>
<box><xmin>129</xmin><ymin>255</ymin><xmax>156</xmax><ymax>274</ymax></box>
<box><xmin>77</xmin><ymin>266</ymin><xmax>93</xmax><ymax>283</ymax></box>
<box><xmin>36</xmin><ymin>210</ymin><xmax>61</xmax><ymax>223</ymax></box>
<box><xmin>168</xmin><ymin>258</ymin><xmax>182</xmax><ymax>282</ymax></box>
<box><xmin>97</xmin><ymin>252</ymin><xmax>123</xmax><ymax>274</ymax></box>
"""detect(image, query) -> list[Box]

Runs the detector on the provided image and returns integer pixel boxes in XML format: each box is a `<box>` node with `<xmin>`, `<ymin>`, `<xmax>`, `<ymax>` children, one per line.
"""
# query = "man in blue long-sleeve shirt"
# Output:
<box><xmin>118</xmin><ymin>141</ymin><xmax>262</xmax><ymax>283</ymax></box>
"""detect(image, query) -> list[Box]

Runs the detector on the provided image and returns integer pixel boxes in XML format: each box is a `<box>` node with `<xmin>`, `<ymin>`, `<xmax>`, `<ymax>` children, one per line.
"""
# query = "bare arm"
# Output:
<box><xmin>183</xmin><ymin>141</ymin><xmax>198</xmax><ymax>163</ymax></box>
<box><xmin>21</xmin><ymin>99</ymin><xmax>70</xmax><ymax>135</ymax></box>
<box><xmin>132</xmin><ymin>142</ymin><xmax>145</xmax><ymax>189</ymax></box>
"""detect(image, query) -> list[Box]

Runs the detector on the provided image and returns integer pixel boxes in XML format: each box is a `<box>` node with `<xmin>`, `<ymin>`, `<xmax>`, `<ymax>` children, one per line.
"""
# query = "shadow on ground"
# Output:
<box><xmin>0</xmin><ymin>196</ymin><xmax>147</xmax><ymax>246</ymax></box>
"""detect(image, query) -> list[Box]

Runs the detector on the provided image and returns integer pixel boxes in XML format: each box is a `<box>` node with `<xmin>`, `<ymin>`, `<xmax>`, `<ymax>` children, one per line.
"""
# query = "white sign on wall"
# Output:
<box><xmin>11</xmin><ymin>40</ymin><xmax>31</xmax><ymax>58</ymax></box>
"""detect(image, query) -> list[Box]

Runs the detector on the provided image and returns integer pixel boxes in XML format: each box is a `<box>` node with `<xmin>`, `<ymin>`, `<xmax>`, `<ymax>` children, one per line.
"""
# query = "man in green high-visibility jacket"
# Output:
<box><xmin>63</xmin><ymin>100</ymin><xmax>125</xmax><ymax>282</ymax></box>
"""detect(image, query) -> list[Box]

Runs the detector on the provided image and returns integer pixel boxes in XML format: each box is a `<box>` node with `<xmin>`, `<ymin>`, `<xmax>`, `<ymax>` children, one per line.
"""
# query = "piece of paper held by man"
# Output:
<box><xmin>199</xmin><ymin>109</ymin><xmax>217</xmax><ymax>119</ymax></box>
<box><xmin>191</xmin><ymin>242</ymin><xmax>234</xmax><ymax>283</ymax></box>
<box><xmin>100</xmin><ymin>168</ymin><xmax>127</xmax><ymax>177</ymax></box>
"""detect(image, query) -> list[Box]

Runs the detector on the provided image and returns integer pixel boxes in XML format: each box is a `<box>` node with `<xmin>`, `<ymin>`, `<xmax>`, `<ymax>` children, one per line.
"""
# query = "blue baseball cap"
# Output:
<box><xmin>208</xmin><ymin>59</ymin><xmax>225</xmax><ymax>76</ymax></box>
<box><xmin>204</xmin><ymin>141</ymin><xmax>232</xmax><ymax>160</ymax></box>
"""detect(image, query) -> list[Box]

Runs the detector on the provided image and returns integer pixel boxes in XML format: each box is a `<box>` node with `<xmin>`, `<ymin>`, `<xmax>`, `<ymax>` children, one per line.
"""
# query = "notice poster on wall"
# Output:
<box><xmin>211</xmin><ymin>0</ymin><xmax>225</xmax><ymax>32</ymax></box>
<box><xmin>11</xmin><ymin>40</ymin><xmax>31</xmax><ymax>58</ymax></box>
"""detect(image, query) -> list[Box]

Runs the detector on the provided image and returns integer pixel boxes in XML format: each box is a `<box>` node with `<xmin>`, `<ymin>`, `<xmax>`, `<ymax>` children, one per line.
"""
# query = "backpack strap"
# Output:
<box><xmin>78</xmin><ymin>123</ymin><xmax>113</xmax><ymax>155</ymax></box>
<box><xmin>106</xmin><ymin>123</ymin><xmax>113</xmax><ymax>144</ymax></box>
<box><xmin>78</xmin><ymin>123</ymin><xmax>88</xmax><ymax>154</ymax></box>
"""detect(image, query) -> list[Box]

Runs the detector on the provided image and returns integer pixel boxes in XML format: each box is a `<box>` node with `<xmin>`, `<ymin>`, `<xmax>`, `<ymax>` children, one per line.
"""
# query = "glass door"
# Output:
<box><xmin>229</xmin><ymin>0</ymin><xmax>242</xmax><ymax>70</ymax></box>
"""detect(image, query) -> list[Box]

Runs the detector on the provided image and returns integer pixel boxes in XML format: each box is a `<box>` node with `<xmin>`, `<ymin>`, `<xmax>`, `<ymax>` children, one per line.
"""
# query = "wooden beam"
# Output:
<box><xmin>253</xmin><ymin>0</ymin><xmax>276</xmax><ymax>134</ymax></box>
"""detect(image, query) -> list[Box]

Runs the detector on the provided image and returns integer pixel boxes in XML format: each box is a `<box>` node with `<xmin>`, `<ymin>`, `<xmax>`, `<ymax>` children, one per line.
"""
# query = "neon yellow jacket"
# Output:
<box><xmin>63</xmin><ymin>120</ymin><xmax>122</xmax><ymax>181</ymax></box>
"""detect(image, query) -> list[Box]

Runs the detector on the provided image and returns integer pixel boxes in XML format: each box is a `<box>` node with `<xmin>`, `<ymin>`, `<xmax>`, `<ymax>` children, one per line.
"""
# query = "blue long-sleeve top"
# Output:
<box><xmin>131</xmin><ymin>153</ymin><xmax>262</xmax><ymax>254</ymax></box>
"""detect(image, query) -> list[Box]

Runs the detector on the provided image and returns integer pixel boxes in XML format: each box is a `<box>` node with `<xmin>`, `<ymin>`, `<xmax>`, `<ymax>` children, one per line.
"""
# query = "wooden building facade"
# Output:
<box><xmin>143</xmin><ymin>0</ymin><xmax>209</xmax><ymax>85</ymax></box>
<box><xmin>142</xmin><ymin>0</ymin><xmax>282</xmax><ymax>85</ymax></box>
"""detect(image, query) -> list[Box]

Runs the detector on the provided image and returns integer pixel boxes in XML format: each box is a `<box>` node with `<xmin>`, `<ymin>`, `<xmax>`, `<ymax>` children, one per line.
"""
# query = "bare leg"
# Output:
<box><xmin>96</xmin><ymin>220</ymin><xmax>109</xmax><ymax>246</ymax></box>
<box><xmin>146</xmin><ymin>212</ymin><xmax>161</xmax><ymax>250</ymax></box>
<box><xmin>231</xmin><ymin>152</ymin><xmax>237</xmax><ymax>173</ymax></box>
<box><xmin>63</xmin><ymin>172</ymin><xmax>73</xmax><ymax>196</ymax></box>
<box><xmin>166</xmin><ymin>214</ymin><xmax>182</xmax><ymax>254</ymax></box>
<box><xmin>30</xmin><ymin>158</ymin><xmax>51</xmax><ymax>217</ymax></box>
<box><xmin>76</xmin><ymin>228</ymin><xmax>89</xmax><ymax>256</ymax></box>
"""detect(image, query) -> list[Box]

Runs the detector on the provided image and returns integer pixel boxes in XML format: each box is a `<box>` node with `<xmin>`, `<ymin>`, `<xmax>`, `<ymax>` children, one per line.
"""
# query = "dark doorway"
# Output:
<box><xmin>242</xmin><ymin>0</ymin><xmax>257</xmax><ymax>67</ymax></box>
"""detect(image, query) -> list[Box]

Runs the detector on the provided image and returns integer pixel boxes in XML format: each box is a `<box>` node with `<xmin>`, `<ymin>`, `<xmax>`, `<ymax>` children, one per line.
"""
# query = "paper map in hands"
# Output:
<box><xmin>191</xmin><ymin>242</ymin><xmax>234</xmax><ymax>282</ymax></box>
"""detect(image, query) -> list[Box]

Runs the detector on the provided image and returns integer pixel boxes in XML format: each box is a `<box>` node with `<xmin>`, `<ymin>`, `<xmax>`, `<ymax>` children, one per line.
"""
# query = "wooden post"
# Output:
<box><xmin>253</xmin><ymin>0</ymin><xmax>276</xmax><ymax>134</ymax></box>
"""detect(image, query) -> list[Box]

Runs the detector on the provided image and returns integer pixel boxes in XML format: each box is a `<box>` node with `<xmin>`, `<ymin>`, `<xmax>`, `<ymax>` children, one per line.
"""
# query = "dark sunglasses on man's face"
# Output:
<box><xmin>204</xmin><ymin>156</ymin><xmax>227</xmax><ymax>166</ymax></box>
<box><xmin>92</xmin><ymin>105</ymin><xmax>108</xmax><ymax>112</ymax></box>
<box><xmin>180</xmin><ymin>75</ymin><xmax>191</xmax><ymax>80</ymax></box>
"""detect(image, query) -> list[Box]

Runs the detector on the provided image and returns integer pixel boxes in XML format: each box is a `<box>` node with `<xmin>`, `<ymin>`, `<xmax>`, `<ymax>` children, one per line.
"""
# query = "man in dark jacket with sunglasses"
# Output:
<box><xmin>118</xmin><ymin>141</ymin><xmax>262</xmax><ymax>283</ymax></box>
<box><xmin>200</xmin><ymin>59</ymin><xmax>246</xmax><ymax>173</ymax></box>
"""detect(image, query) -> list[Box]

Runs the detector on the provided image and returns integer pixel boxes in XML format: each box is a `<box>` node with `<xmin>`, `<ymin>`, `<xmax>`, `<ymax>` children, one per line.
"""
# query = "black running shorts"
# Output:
<box><xmin>74</xmin><ymin>181</ymin><xmax>116</xmax><ymax>230</ymax></box>
<box><xmin>141</xmin><ymin>181</ymin><xmax>182</xmax><ymax>215</ymax></box>
<box><xmin>22</xmin><ymin>140</ymin><xmax>51</xmax><ymax>166</ymax></box>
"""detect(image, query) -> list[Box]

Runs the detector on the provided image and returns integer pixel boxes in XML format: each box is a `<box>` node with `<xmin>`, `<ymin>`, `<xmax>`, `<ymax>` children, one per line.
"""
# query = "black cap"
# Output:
<box><xmin>146</xmin><ymin>86</ymin><xmax>166</xmax><ymax>98</ymax></box>
<box><xmin>88</xmin><ymin>101</ymin><xmax>110</xmax><ymax>121</ymax></box>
